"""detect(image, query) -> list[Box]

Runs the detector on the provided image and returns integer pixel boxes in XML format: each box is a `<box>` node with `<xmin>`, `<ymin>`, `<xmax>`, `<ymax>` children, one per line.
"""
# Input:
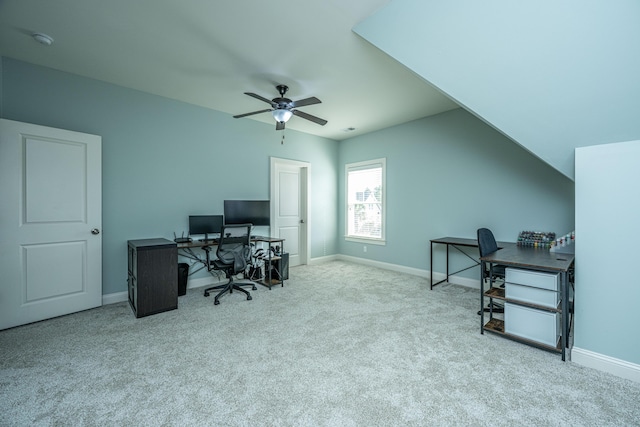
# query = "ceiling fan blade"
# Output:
<box><xmin>244</xmin><ymin>92</ymin><xmax>277</xmax><ymax>107</ymax></box>
<box><xmin>292</xmin><ymin>109</ymin><xmax>328</xmax><ymax>126</ymax></box>
<box><xmin>276</xmin><ymin>121</ymin><xmax>285</xmax><ymax>131</ymax></box>
<box><xmin>290</xmin><ymin>97</ymin><xmax>321</xmax><ymax>108</ymax></box>
<box><xmin>233</xmin><ymin>109</ymin><xmax>272</xmax><ymax>119</ymax></box>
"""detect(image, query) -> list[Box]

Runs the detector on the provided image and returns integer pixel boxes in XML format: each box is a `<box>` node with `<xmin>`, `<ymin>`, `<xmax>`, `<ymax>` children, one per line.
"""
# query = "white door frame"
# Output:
<box><xmin>270</xmin><ymin>157</ymin><xmax>310</xmax><ymax>265</ymax></box>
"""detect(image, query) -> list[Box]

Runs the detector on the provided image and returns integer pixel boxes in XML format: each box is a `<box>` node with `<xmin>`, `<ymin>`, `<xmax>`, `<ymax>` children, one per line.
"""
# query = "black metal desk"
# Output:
<box><xmin>480</xmin><ymin>245</ymin><xmax>574</xmax><ymax>360</ymax></box>
<box><xmin>176</xmin><ymin>239</ymin><xmax>220</xmax><ymax>276</ymax></box>
<box><xmin>176</xmin><ymin>236</ymin><xmax>284</xmax><ymax>286</ymax></box>
<box><xmin>429</xmin><ymin>237</ymin><xmax>512</xmax><ymax>290</ymax></box>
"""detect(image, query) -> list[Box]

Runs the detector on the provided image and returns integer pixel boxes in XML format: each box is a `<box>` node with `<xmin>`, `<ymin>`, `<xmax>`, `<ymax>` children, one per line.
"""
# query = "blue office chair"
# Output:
<box><xmin>203</xmin><ymin>223</ymin><xmax>256</xmax><ymax>305</ymax></box>
<box><xmin>477</xmin><ymin>228</ymin><xmax>506</xmax><ymax>314</ymax></box>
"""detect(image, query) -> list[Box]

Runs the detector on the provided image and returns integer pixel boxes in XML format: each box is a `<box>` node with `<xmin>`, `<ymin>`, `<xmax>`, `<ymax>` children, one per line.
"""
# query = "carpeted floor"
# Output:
<box><xmin>1</xmin><ymin>261</ymin><xmax>639</xmax><ymax>426</ymax></box>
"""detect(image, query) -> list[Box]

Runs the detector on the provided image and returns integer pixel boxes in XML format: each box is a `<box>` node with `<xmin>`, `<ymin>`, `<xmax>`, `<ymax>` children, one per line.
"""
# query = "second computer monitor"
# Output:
<box><xmin>223</xmin><ymin>200</ymin><xmax>270</xmax><ymax>226</ymax></box>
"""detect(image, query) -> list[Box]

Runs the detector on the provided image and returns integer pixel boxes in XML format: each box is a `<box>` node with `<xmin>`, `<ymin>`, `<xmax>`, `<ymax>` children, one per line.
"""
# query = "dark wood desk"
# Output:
<box><xmin>429</xmin><ymin>237</ymin><xmax>512</xmax><ymax>290</ymax></box>
<box><xmin>480</xmin><ymin>245</ymin><xmax>574</xmax><ymax>360</ymax></box>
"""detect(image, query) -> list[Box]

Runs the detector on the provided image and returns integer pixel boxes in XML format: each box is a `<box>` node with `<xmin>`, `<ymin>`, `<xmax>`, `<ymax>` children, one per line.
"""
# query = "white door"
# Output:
<box><xmin>0</xmin><ymin>119</ymin><xmax>102</xmax><ymax>330</ymax></box>
<box><xmin>270</xmin><ymin>158</ymin><xmax>309</xmax><ymax>267</ymax></box>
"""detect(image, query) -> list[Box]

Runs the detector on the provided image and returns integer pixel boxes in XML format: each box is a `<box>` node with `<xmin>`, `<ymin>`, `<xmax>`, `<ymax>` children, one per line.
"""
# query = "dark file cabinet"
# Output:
<box><xmin>127</xmin><ymin>238</ymin><xmax>178</xmax><ymax>318</ymax></box>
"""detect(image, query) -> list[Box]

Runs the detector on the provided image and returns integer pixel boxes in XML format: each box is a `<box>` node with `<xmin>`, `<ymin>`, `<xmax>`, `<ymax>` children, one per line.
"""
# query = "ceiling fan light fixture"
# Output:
<box><xmin>272</xmin><ymin>109</ymin><xmax>293</xmax><ymax>123</ymax></box>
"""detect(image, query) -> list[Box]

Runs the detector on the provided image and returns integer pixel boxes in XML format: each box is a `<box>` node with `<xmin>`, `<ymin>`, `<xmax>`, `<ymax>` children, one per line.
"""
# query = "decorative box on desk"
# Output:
<box><xmin>127</xmin><ymin>238</ymin><xmax>178</xmax><ymax>318</ymax></box>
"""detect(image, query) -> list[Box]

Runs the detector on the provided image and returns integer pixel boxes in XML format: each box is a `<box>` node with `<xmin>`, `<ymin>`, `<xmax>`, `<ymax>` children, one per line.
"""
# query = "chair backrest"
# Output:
<box><xmin>477</xmin><ymin>228</ymin><xmax>499</xmax><ymax>257</ymax></box>
<box><xmin>216</xmin><ymin>223</ymin><xmax>252</xmax><ymax>274</ymax></box>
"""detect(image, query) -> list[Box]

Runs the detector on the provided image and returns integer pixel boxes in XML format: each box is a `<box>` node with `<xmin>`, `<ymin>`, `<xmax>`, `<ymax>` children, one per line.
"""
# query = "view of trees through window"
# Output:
<box><xmin>346</xmin><ymin>159</ymin><xmax>385</xmax><ymax>241</ymax></box>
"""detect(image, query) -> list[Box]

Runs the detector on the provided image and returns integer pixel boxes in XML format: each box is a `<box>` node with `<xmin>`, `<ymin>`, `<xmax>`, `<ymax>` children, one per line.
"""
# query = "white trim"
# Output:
<box><xmin>344</xmin><ymin>236</ymin><xmax>386</xmax><ymax>245</ymax></box>
<box><xmin>338</xmin><ymin>254</ymin><xmax>425</xmax><ymax>277</ymax></box>
<box><xmin>572</xmin><ymin>347</ymin><xmax>640</xmax><ymax>383</ymax></box>
<box><xmin>102</xmin><ymin>276</ymin><xmax>221</xmax><ymax>305</ymax></box>
<box><xmin>334</xmin><ymin>254</ymin><xmax>479</xmax><ymax>289</ymax></box>
<box><xmin>446</xmin><ymin>274</ymin><xmax>482</xmax><ymax>289</ymax></box>
<box><xmin>309</xmin><ymin>254</ymin><xmax>341</xmax><ymax>265</ymax></box>
<box><xmin>336</xmin><ymin>254</ymin><xmax>481</xmax><ymax>288</ymax></box>
<box><xmin>102</xmin><ymin>291</ymin><xmax>128</xmax><ymax>305</ymax></box>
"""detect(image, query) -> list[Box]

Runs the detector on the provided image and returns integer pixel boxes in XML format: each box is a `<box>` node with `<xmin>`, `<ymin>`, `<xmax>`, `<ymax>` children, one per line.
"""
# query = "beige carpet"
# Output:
<box><xmin>1</xmin><ymin>261</ymin><xmax>639</xmax><ymax>426</ymax></box>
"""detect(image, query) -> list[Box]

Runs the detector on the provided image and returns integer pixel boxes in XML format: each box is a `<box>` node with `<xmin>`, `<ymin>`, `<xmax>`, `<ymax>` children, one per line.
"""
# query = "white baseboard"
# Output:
<box><xmin>572</xmin><ymin>347</ymin><xmax>640</xmax><ymax>383</ymax></box>
<box><xmin>309</xmin><ymin>254</ymin><xmax>340</xmax><ymax>264</ymax></box>
<box><xmin>337</xmin><ymin>254</ymin><xmax>429</xmax><ymax>278</ymax></box>
<box><xmin>102</xmin><ymin>291</ymin><xmax>128</xmax><ymax>305</ymax></box>
<box><xmin>335</xmin><ymin>254</ymin><xmax>481</xmax><ymax>289</ymax></box>
<box><xmin>102</xmin><ymin>276</ymin><xmax>219</xmax><ymax>306</ymax></box>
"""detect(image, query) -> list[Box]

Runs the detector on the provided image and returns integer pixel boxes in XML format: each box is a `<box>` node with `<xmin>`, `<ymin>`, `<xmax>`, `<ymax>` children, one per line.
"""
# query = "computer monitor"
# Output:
<box><xmin>223</xmin><ymin>200</ymin><xmax>270</xmax><ymax>226</ymax></box>
<box><xmin>188</xmin><ymin>215</ymin><xmax>223</xmax><ymax>241</ymax></box>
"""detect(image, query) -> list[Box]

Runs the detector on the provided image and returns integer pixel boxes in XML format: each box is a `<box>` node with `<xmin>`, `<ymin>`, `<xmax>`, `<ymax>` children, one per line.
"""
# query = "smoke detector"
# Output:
<box><xmin>32</xmin><ymin>33</ymin><xmax>54</xmax><ymax>46</ymax></box>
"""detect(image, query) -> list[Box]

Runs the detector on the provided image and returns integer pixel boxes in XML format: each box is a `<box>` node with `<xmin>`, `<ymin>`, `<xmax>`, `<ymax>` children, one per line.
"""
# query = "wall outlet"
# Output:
<box><xmin>363</xmin><ymin>245</ymin><xmax>367</xmax><ymax>253</ymax></box>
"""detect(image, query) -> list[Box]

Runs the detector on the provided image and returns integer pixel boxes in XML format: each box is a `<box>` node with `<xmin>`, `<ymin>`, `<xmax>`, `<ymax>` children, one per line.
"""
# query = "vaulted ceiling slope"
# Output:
<box><xmin>354</xmin><ymin>0</ymin><xmax>640</xmax><ymax>180</ymax></box>
<box><xmin>0</xmin><ymin>0</ymin><xmax>458</xmax><ymax>141</ymax></box>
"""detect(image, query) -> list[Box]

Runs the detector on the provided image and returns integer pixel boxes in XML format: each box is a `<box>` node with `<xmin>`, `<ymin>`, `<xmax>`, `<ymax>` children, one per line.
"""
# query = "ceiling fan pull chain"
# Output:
<box><xmin>281</xmin><ymin>130</ymin><xmax>285</xmax><ymax>145</ymax></box>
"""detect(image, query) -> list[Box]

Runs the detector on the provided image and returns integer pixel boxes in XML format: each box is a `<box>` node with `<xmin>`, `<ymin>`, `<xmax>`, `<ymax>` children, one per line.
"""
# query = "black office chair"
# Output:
<box><xmin>477</xmin><ymin>228</ymin><xmax>506</xmax><ymax>314</ymax></box>
<box><xmin>203</xmin><ymin>223</ymin><xmax>256</xmax><ymax>305</ymax></box>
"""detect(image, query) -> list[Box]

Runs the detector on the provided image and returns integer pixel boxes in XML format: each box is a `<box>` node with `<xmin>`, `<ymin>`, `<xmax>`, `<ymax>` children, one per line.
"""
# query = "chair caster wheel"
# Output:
<box><xmin>247</xmin><ymin>295</ymin><xmax>252</xmax><ymax>301</ymax></box>
<box><xmin>204</xmin><ymin>292</ymin><xmax>209</xmax><ymax>297</ymax></box>
<box><xmin>252</xmin><ymin>286</ymin><xmax>257</xmax><ymax>290</ymax></box>
<box><xmin>214</xmin><ymin>300</ymin><xmax>220</xmax><ymax>305</ymax></box>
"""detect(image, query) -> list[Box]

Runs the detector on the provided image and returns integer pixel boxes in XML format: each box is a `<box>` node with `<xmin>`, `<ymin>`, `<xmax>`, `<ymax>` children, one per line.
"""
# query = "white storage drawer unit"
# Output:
<box><xmin>505</xmin><ymin>268</ymin><xmax>560</xmax><ymax>308</ymax></box>
<box><xmin>504</xmin><ymin>303</ymin><xmax>560</xmax><ymax>347</ymax></box>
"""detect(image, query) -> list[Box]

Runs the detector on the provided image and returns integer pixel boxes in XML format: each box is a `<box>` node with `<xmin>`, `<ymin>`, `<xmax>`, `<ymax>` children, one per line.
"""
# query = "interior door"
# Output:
<box><xmin>0</xmin><ymin>119</ymin><xmax>102</xmax><ymax>330</ymax></box>
<box><xmin>270</xmin><ymin>158</ymin><xmax>309</xmax><ymax>267</ymax></box>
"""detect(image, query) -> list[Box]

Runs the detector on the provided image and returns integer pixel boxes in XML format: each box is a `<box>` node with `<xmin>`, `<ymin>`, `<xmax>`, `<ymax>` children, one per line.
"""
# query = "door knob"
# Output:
<box><xmin>300</xmin><ymin>219</ymin><xmax>305</xmax><ymax>224</ymax></box>
<box><xmin>91</xmin><ymin>228</ymin><xmax>100</xmax><ymax>235</ymax></box>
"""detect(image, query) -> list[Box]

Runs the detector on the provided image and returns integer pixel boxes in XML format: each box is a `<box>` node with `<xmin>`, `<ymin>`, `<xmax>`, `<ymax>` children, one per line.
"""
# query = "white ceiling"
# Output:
<box><xmin>0</xmin><ymin>0</ymin><xmax>459</xmax><ymax>140</ymax></box>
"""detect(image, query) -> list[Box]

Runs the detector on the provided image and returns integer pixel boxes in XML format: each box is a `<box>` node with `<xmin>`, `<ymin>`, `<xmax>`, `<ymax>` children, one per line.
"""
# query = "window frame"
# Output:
<box><xmin>344</xmin><ymin>158</ymin><xmax>386</xmax><ymax>245</ymax></box>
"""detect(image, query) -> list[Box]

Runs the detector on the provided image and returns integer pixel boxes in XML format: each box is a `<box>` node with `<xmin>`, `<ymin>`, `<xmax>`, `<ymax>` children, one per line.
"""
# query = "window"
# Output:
<box><xmin>345</xmin><ymin>158</ymin><xmax>386</xmax><ymax>244</ymax></box>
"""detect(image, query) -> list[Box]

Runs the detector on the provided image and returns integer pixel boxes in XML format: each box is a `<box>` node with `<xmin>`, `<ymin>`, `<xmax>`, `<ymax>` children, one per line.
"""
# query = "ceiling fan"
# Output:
<box><xmin>233</xmin><ymin>85</ymin><xmax>328</xmax><ymax>130</ymax></box>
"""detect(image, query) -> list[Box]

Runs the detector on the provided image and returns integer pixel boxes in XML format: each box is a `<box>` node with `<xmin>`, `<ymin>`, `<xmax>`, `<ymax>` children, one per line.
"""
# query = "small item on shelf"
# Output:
<box><xmin>550</xmin><ymin>230</ymin><xmax>575</xmax><ymax>254</ymax></box>
<box><xmin>516</xmin><ymin>230</ymin><xmax>556</xmax><ymax>248</ymax></box>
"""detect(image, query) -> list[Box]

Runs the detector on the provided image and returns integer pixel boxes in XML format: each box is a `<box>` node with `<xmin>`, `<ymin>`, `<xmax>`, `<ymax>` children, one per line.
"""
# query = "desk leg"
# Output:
<box><xmin>480</xmin><ymin>260</ymin><xmax>485</xmax><ymax>334</ymax></box>
<box><xmin>561</xmin><ymin>272</ymin><xmax>568</xmax><ymax>361</ymax></box>
<box><xmin>430</xmin><ymin>241</ymin><xmax>433</xmax><ymax>290</ymax></box>
<box><xmin>445</xmin><ymin>244</ymin><xmax>449</xmax><ymax>283</ymax></box>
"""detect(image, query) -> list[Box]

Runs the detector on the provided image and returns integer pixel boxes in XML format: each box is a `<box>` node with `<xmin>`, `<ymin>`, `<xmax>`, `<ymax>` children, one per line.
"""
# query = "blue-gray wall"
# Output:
<box><xmin>0</xmin><ymin>58</ymin><xmax>339</xmax><ymax>295</ymax></box>
<box><xmin>339</xmin><ymin>109</ymin><xmax>575</xmax><ymax>277</ymax></box>
<box><xmin>575</xmin><ymin>140</ymin><xmax>640</xmax><ymax>366</ymax></box>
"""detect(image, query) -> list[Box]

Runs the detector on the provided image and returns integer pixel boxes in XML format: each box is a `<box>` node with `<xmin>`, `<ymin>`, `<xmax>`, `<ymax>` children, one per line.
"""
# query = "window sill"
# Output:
<box><xmin>345</xmin><ymin>236</ymin><xmax>386</xmax><ymax>246</ymax></box>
